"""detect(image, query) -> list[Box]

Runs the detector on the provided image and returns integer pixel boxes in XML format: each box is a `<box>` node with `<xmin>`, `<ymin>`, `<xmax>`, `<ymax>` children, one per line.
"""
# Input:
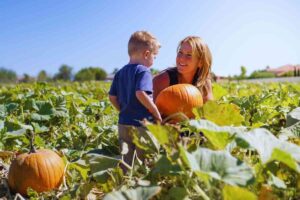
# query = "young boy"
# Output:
<box><xmin>108</xmin><ymin>31</ymin><xmax>162</xmax><ymax>171</ymax></box>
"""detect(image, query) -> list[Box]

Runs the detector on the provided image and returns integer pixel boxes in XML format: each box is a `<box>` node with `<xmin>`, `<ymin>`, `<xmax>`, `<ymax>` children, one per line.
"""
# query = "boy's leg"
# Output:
<box><xmin>118</xmin><ymin>124</ymin><xmax>135</xmax><ymax>171</ymax></box>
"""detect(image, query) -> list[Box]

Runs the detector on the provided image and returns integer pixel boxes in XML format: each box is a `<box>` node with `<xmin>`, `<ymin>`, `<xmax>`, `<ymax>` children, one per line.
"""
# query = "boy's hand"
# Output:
<box><xmin>136</xmin><ymin>90</ymin><xmax>162</xmax><ymax>123</ymax></box>
<box><xmin>153</xmin><ymin>112</ymin><xmax>162</xmax><ymax>123</ymax></box>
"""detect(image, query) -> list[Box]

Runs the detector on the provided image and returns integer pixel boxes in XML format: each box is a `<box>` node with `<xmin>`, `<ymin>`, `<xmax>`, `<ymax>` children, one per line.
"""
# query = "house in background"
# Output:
<box><xmin>265</xmin><ymin>64</ymin><xmax>300</xmax><ymax>76</ymax></box>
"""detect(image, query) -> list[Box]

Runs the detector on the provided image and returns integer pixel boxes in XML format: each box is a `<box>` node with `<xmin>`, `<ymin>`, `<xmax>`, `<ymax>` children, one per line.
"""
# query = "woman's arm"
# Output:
<box><xmin>153</xmin><ymin>72</ymin><xmax>170</xmax><ymax>102</ymax></box>
<box><xmin>203</xmin><ymin>79</ymin><xmax>214</xmax><ymax>103</ymax></box>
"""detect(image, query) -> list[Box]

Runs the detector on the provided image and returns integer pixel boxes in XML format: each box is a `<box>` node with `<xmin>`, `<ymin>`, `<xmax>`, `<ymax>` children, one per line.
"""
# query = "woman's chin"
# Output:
<box><xmin>177</xmin><ymin>67</ymin><xmax>194</xmax><ymax>74</ymax></box>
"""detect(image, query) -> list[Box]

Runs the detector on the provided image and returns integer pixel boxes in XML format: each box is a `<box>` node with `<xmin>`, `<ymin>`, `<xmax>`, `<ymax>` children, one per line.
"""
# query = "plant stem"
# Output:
<box><xmin>29</xmin><ymin>130</ymin><xmax>36</xmax><ymax>153</ymax></box>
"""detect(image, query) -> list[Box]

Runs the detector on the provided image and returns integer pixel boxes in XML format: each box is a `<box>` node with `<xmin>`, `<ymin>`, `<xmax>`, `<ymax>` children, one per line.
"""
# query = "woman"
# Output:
<box><xmin>153</xmin><ymin>36</ymin><xmax>213</xmax><ymax>103</ymax></box>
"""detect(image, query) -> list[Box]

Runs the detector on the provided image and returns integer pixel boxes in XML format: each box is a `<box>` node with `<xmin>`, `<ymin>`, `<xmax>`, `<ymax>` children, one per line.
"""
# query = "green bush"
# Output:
<box><xmin>74</xmin><ymin>67</ymin><xmax>107</xmax><ymax>81</ymax></box>
<box><xmin>249</xmin><ymin>70</ymin><xmax>276</xmax><ymax>79</ymax></box>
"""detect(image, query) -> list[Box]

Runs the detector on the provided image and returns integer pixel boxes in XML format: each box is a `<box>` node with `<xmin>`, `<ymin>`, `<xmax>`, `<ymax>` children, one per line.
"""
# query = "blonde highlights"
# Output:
<box><xmin>177</xmin><ymin>36</ymin><xmax>212</xmax><ymax>96</ymax></box>
<box><xmin>128</xmin><ymin>31</ymin><xmax>161</xmax><ymax>56</ymax></box>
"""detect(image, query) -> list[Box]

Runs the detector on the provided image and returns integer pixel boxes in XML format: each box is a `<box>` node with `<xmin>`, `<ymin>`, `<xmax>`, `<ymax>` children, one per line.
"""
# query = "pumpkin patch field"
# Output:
<box><xmin>0</xmin><ymin>81</ymin><xmax>300</xmax><ymax>199</ymax></box>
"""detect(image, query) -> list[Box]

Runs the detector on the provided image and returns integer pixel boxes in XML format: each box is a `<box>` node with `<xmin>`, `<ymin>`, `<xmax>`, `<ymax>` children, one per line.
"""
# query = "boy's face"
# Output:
<box><xmin>143</xmin><ymin>50</ymin><xmax>157</xmax><ymax>67</ymax></box>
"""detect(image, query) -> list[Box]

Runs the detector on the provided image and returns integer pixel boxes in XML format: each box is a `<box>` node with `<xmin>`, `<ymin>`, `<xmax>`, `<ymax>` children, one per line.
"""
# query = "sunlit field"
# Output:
<box><xmin>0</xmin><ymin>81</ymin><xmax>300</xmax><ymax>199</ymax></box>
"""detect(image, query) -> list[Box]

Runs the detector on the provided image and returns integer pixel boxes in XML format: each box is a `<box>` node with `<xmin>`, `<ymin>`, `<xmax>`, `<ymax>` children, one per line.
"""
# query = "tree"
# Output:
<box><xmin>249</xmin><ymin>70</ymin><xmax>275</xmax><ymax>79</ymax></box>
<box><xmin>150</xmin><ymin>68</ymin><xmax>160</xmax><ymax>76</ymax></box>
<box><xmin>0</xmin><ymin>67</ymin><xmax>17</xmax><ymax>83</ymax></box>
<box><xmin>20</xmin><ymin>73</ymin><xmax>35</xmax><ymax>83</ymax></box>
<box><xmin>37</xmin><ymin>70</ymin><xmax>49</xmax><ymax>82</ymax></box>
<box><xmin>74</xmin><ymin>67</ymin><xmax>107</xmax><ymax>81</ymax></box>
<box><xmin>240</xmin><ymin>66</ymin><xmax>247</xmax><ymax>79</ymax></box>
<box><xmin>53</xmin><ymin>65</ymin><xmax>73</xmax><ymax>81</ymax></box>
<box><xmin>112</xmin><ymin>68</ymin><xmax>119</xmax><ymax>75</ymax></box>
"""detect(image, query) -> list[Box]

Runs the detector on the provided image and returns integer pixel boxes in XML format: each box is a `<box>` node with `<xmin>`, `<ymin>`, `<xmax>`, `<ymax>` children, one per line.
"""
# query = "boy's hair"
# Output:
<box><xmin>128</xmin><ymin>31</ymin><xmax>161</xmax><ymax>56</ymax></box>
<box><xmin>177</xmin><ymin>36</ymin><xmax>212</xmax><ymax>95</ymax></box>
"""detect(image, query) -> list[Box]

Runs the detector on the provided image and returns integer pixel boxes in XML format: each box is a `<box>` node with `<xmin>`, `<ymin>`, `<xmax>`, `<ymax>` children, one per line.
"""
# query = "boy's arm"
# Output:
<box><xmin>109</xmin><ymin>95</ymin><xmax>120</xmax><ymax>111</ymax></box>
<box><xmin>136</xmin><ymin>90</ymin><xmax>162</xmax><ymax>123</ymax></box>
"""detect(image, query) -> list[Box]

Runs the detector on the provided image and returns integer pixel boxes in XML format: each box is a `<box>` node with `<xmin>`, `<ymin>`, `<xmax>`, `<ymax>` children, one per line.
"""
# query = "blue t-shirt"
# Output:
<box><xmin>109</xmin><ymin>64</ymin><xmax>154</xmax><ymax>126</ymax></box>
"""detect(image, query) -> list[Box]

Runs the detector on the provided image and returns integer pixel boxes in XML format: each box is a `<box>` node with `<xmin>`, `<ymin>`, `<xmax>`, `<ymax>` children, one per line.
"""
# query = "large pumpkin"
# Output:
<box><xmin>155</xmin><ymin>84</ymin><xmax>203</xmax><ymax>119</ymax></box>
<box><xmin>8</xmin><ymin>149</ymin><xmax>65</xmax><ymax>196</ymax></box>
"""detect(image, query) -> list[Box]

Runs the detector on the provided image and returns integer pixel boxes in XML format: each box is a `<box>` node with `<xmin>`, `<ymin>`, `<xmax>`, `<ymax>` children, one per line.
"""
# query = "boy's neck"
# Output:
<box><xmin>129</xmin><ymin>57</ymin><xmax>144</xmax><ymax>65</ymax></box>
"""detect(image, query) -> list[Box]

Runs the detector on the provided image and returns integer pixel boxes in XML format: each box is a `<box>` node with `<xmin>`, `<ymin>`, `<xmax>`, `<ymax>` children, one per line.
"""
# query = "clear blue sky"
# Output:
<box><xmin>1</xmin><ymin>0</ymin><xmax>300</xmax><ymax>77</ymax></box>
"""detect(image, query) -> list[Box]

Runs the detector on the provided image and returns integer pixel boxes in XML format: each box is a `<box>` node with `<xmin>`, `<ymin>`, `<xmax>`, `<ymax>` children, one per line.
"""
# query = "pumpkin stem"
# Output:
<box><xmin>29</xmin><ymin>130</ymin><xmax>36</xmax><ymax>153</ymax></box>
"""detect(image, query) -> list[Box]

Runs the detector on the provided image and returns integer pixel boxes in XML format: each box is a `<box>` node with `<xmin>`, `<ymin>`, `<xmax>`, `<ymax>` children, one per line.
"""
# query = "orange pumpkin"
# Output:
<box><xmin>8</xmin><ymin>149</ymin><xmax>65</xmax><ymax>196</ymax></box>
<box><xmin>155</xmin><ymin>84</ymin><xmax>203</xmax><ymax>120</ymax></box>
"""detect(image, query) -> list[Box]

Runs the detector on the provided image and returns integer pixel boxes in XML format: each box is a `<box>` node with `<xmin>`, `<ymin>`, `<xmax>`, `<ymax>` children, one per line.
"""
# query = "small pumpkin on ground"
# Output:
<box><xmin>8</xmin><ymin>131</ymin><xmax>65</xmax><ymax>196</ymax></box>
<box><xmin>155</xmin><ymin>84</ymin><xmax>203</xmax><ymax>122</ymax></box>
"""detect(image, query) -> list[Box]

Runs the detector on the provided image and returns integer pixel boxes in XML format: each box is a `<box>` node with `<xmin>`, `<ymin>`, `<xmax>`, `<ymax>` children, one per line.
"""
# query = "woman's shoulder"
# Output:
<box><xmin>153</xmin><ymin>69</ymin><xmax>170</xmax><ymax>84</ymax></box>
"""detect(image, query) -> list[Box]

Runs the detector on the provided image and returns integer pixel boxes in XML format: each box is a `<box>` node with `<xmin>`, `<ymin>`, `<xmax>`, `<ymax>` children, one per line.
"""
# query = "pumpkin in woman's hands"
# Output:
<box><xmin>8</xmin><ymin>149</ymin><xmax>65</xmax><ymax>196</ymax></box>
<box><xmin>155</xmin><ymin>84</ymin><xmax>203</xmax><ymax>120</ymax></box>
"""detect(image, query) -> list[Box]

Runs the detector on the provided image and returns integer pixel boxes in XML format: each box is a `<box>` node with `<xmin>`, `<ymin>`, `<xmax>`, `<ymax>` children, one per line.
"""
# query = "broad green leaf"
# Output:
<box><xmin>31</xmin><ymin>122</ymin><xmax>49</xmax><ymax>134</ymax></box>
<box><xmin>5</xmin><ymin>103</ymin><xmax>18</xmax><ymax>113</ymax></box>
<box><xmin>222</xmin><ymin>185</ymin><xmax>257</xmax><ymax>200</ymax></box>
<box><xmin>104</xmin><ymin>186</ymin><xmax>161</xmax><ymax>200</ymax></box>
<box><xmin>189</xmin><ymin>120</ymin><xmax>246</xmax><ymax>149</ymax></box>
<box><xmin>181</xmin><ymin>147</ymin><xmax>255</xmax><ymax>186</ymax></box>
<box><xmin>132</xmin><ymin>128</ymin><xmax>160</xmax><ymax>154</ymax></box>
<box><xmin>85</xmin><ymin>153</ymin><xmax>120</xmax><ymax>173</ymax></box>
<box><xmin>267</xmin><ymin>172</ymin><xmax>286</xmax><ymax>189</ymax></box>
<box><xmin>278</xmin><ymin>121</ymin><xmax>300</xmax><ymax>140</ymax></box>
<box><xmin>213</xmin><ymin>84</ymin><xmax>228</xmax><ymax>100</ymax></box>
<box><xmin>31</xmin><ymin>113</ymin><xmax>51</xmax><ymax>121</ymax></box>
<box><xmin>84</xmin><ymin>153</ymin><xmax>120</xmax><ymax>182</ymax></box>
<box><xmin>4</xmin><ymin>120</ymin><xmax>33</xmax><ymax>136</ymax></box>
<box><xmin>146</xmin><ymin>123</ymin><xmax>179</xmax><ymax>146</ymax></box>
<box><xmin>149</xmin><ymin>155</ymin><xmax>181</xmax><ymax>177</ymax></box>
<box><xmin>35</xmin><ymin>101</ymin><xmax>54</xmax><ymax>115</ymax></box>
<box><xmin>0</xmin><ymin>105</ymin><xmax>6</xmax><ymax>119</ymax></box>
<box><xmin>200</xmin><ymin>101</ymin><xmax>244</xmax><ymax>126</ymax></box>
<box><xmin>270</xmin><ymin>148</ymin><xmax>298</xmax><ymax>172</ymax></box>
<box><xmin>166</xmin><ymin>187</ymin><xmax>188</xmax><ymax>200</ymax></box>
<box><xmin>236</xmin><ymin>128</ymin><xmax>300</xmax><ymax>172</ymax></box>
<box><xmin>286</xmin><ymin>107</ymin><xmax>300</xmax><ymax>127</ymax></box>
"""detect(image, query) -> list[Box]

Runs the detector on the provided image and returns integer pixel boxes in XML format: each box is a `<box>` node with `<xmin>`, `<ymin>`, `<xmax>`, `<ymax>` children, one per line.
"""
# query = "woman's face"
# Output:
<box><xmin>176</xmin><ymin>42</ymin><xmax>199</xmax><ymax>74</ymax></box>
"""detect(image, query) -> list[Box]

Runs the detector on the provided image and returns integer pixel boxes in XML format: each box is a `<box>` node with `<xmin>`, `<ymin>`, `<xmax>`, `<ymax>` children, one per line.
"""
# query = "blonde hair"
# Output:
<box><xmin>177</xmin><ymin>36</ymin><xmax>212</xmax><ymax>96</ymax></box>
<box><xmin>128</xmin><ymin>31</ymin><xmax>161</xmax><ymax>56</ymax></box>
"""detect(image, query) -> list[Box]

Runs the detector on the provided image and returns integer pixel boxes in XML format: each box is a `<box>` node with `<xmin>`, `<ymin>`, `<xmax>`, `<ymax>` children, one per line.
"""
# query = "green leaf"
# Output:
<box><xmin>0</xmin><ymin>105</ymin><xmax>6</xmax><ymax>119</ymax></box>
<box><xmin>270</xmin><ymin>148</ymin><xmax>298</xmax><ymax>172</ymax></box>
<box><xmin>166</xmin><ymin>187</ymin><xmax>188</xmax><ymax>200</ymax></box>
<box><xmin>286</xmin><ymin>107</ymin><xmax>300</xmax><ymax>127</ymax></box>
<box><xmin>213</xmin><ymin>84</ymin><xmax>228</xmax><ymax>100</ymax></box>
<box><xmin>236</xmin><ymin>128</ymin><xmax>300</xmax><ymax>172</ymax></box>
<box><xmin>146</xmin><ymin>123</ymin><xmax>177</xmax><ymax>145</ymax></box>
<box><xmin>267</xmin><ymin>172</ymin><xmax>286</xmax><ymax>189</ymax></box>
<box><xmin>84</xmin><ymin>153</ymin><xmax>120</xmax><ymax>183</ymax></box>
<box><xmin>103</xmin><ymin>186</ymin><xmax>161</xmax><ymax>200</ymax></box>
<box><xmin>132</xmin><ymin>128</ymin><xmax>160</xmax><ymax>154</ymax></box>
<box><xmin>189</xmin><ymin>120</ymin><xmax>245</xmax><ymax>149</ymax></box>
<box><xmin>35</xmin><ymin>101</ymin><xmax>54</xmax><ymax>115</ymax></box>
<box><xmin>222</xmin><ymin>185</ymin><xmax>257</xmax><ymax>200</ymax></box>
<box><xmin>278</xmin><ymin>121</ymin><xmax>300</xmax><ymax>140</ymax></box>
<box><xmin>85</xmin><ymin>153</ymin><xmax>120</xmax><ymax>172</ymax></box>
<box><xmin>149</xmin><ymin>155</ymin><xmax>181</xmax><ymax>177</ymax></box>
<box><xmin>31</xmin><ymin>122</ymin><xmax>49</xmax><ymax>134</ymax></box>
<box><xmin>201</xmin><ymin>101</ymin><xmax>244</xmax><ymax>126</ymax></box>
<box><xmin>5</xmin><ymin>103</ymin><xmax>18</xmax><ymax>113</ymax></box>
<box><xmin>182</xmin><ymin>147</ymin><xmax>255</xmax><ymax>186</ymax></box>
